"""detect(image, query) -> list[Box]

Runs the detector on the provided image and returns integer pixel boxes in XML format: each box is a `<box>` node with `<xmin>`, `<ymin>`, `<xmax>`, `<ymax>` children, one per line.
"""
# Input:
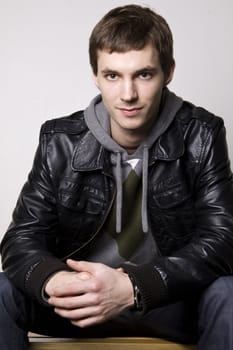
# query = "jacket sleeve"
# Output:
<box><xmin>0</xmin><ymin>124</ymin><xmax>70</xmax><ymax>305</ymax></box>
<box><xmin>123</xmin><ymin>119</ymin><xmax>233</xmax><ymax>312</ymax></box>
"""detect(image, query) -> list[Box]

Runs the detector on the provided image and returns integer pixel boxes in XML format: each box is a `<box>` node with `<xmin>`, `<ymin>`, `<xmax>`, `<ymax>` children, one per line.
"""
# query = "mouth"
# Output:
<box><xmin>117</xmin><ymin>107</ymin><xmax>143</xmax><ymax>117</ymax></box>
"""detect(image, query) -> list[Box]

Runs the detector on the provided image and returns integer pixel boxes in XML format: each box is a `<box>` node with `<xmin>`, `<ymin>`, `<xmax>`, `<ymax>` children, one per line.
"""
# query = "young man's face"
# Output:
<box><xmin>93</xmin><ymin>44</ymin><xmax>174</xmax><ymax>144</ymax></box>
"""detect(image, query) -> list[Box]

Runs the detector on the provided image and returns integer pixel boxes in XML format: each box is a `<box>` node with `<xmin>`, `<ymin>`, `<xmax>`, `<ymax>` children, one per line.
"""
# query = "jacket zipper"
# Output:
<box><xmin>61</xmin><ymin>177</ymin><xmax>116</xmax><ymax>262</ymax></box>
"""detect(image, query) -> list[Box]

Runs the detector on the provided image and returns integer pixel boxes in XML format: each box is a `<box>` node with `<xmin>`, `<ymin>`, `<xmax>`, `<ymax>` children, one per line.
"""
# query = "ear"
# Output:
<box><xmin>92</xmin><ymin>74</ymin><xmax>100</xmax><ymax>90</ymax></box>
<box><xmin>164</xmin><ymin>61</ymin><xmax>175</xmax><ymax>86</ymax></box>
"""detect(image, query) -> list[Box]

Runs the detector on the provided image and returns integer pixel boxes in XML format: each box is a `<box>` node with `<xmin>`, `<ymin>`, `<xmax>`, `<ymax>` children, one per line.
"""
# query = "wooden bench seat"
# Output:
<box><xmin>29</xmin><ymin>334</ymin><xmax>197</xmax><ymax>350</ymax></box>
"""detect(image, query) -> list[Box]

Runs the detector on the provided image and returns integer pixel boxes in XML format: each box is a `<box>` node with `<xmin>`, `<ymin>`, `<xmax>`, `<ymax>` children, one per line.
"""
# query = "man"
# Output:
<box><xmin>1</xmin><ymin>4</ymin><xmax>233</xmax><ymax>349</ymax></box>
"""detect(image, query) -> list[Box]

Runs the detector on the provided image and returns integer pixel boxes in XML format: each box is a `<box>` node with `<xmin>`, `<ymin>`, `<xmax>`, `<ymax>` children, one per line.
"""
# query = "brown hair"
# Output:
<box><xmin>89</xmin><ymin>4</ymin><xmax>175</xmax><ymax>78</ymax></box>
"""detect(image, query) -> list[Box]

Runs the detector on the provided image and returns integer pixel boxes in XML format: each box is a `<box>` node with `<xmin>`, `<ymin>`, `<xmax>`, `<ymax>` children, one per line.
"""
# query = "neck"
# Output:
<box><xmin>110</xmin><ymin>119</ymin><xmax>156</xmax><ymax>153</ymax></box>
<box><xmin>111</xmin><ymin>129</ymin><xmax>143</xmax><ymax>152</ymax></box>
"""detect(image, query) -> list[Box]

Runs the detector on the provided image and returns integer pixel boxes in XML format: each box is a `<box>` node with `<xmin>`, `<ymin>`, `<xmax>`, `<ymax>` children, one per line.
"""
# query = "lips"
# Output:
<box><xmin>117</xmin><ymin>107</ymin><xmax>143</xmax><ymax>117</ymax></box>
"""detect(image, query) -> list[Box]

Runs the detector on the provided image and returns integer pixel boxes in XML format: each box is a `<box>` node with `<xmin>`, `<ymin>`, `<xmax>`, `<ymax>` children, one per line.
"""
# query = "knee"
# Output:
<box><xmin>199</xmin><ymin>276</ymin><xmax>233</xmax><ymax>313</ymax></box>
<box><xmin>0</xmin><ymin>272</ymin><xmax>30</xmax><ymax>319</ymax></box>
<box><xmin>203</xmin><ymin>276</ymin><xmax>233</xmax><ymax>298</ymax></box>
<box><xmin>0</xmin><ymin>272</ymin><xmax>22</xmax><ymax>304</ymax></box>
<box><xmin>0</xmin><ymin>273</ymin><xmax>30</xmax><ymax>332</ymax></box>
<box><xmin>0</xmin><ymin>272</ymin><xmax>14</xmax><ymax>293</ymax></box>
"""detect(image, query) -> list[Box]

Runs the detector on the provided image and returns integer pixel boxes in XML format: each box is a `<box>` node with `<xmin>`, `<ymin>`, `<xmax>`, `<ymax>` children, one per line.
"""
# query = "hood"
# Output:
<box><xmin>84</xmin><ymin>88</ymin><xmax>183</xmax><ymax>233</ymax></box>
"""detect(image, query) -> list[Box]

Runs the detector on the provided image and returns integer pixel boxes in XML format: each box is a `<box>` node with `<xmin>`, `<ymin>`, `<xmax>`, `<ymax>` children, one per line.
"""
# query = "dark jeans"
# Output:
<box><xmin>0</xmin><ymin>272</ymin><xmax>232</xmax><ymax>350</ymax></box>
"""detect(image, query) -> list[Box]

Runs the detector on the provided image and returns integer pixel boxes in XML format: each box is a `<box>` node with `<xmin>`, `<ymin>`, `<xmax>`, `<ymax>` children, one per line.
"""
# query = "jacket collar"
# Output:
<box><xmin>149</xmin><ymin>117</ymin><xmax>184</xmax><ymax>163</ymax></box>
<box><xmin>72</xmin><ymin>117</ymin><xmax>184</xmax><ymax>172</ymax></box>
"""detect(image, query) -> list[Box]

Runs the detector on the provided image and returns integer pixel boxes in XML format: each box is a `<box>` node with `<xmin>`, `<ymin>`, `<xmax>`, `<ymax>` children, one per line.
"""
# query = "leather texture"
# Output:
<box><xmin>1</xmin><ymin>100</ymin><xmax>233</xmax><ymax>310</ymax></box>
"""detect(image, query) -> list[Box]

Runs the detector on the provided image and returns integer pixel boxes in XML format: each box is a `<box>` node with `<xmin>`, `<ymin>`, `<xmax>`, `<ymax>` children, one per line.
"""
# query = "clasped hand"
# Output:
<box><xmin>45</xmin><ymin>259</ymin><xmax>134</xmax><ymax>328</ymax></box>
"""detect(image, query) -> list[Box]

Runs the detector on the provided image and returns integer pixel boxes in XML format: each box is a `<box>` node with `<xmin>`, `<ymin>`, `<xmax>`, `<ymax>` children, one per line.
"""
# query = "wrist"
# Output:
<box><xmin>129</xmin><ymin>276</ymin><xmax>143</xmax><ymax>311</ymax></box>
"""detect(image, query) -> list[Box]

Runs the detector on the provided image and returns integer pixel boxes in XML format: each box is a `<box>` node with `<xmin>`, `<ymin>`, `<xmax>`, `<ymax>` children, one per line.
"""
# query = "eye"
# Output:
<box><xmin>105</xmin><ymin>73</ymin><xmax>118</xmax><ymax>81</ymax></box>
<box><xmin>139</xmin><ymin>71</ymin><xmax>152</xmax><ymax>80</ymax></box>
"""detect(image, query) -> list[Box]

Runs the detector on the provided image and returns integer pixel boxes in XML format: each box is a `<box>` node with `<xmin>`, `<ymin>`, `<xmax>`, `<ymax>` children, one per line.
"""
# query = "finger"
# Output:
<box><xmin>53</xmin><ymin>304</ymin><xmax>103</xmax><ymax>322</ymax></box>
<box><xmin>48</xmin><ymin>292</ymin><xmax>99</xmax><ymax>309</ymax></box>
<box><xmin>71</xmin><ymin>315</ymin><xmax>105</xmax><ymax>328</ymax></box>
<box><xmin>66</xmin><ymin>259</ymin><xmax>81</xmax><ymax>272</ymax></box>
<box><xmin>117</xmin><ymin>267</ymin><xmax>124</xmax><ymax>272</ymax></box>
<box><xmin>49</xmin><ymin>276</ymin><xmax>96</xmax><ymax>298</ymax></box>
<box><xmin>67</xmin><ymin>260</ymin><xmax>101</xmax><ymax>275</ymax></box>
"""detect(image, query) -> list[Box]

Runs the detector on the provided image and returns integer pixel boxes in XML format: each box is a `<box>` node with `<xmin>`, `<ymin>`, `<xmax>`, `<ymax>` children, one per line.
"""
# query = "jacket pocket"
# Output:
<box><xmin>58</xmin><ymin>177</ymin><xmax>105</xmax><ymax>215</ymax></box>
<box><xmin>151</xmin><ymin>176</ymin><xmax>192</xmax><ymax>209</ymax></box>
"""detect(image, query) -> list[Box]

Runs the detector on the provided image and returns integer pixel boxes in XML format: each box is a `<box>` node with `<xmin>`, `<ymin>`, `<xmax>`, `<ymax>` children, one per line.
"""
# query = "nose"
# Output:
<box><xmin>120</xmin><ymin>79</ymin><xmax>138</xmax><ymax>103</ymax></box>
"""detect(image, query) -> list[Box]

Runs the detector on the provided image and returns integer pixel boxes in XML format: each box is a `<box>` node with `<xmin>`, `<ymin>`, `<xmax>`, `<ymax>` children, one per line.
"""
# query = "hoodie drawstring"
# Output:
<box><xmin>142</xmin><ymin>146</ymin><xmax>149</xmax><ymax>233</ymax></box>
<box><xmin>84</xmin><ymin>90</ymin><xmax>184</xmax><ymax>236</ymax></box>
<box><xmin>116</xmin><ymin>152</ymin><xmax>123</xmax><ymax>233</ymax></box>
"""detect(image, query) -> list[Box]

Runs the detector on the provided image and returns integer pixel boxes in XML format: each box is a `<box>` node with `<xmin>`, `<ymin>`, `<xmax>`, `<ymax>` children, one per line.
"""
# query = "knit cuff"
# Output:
<box><xmin>122</xmin><ymin>261</ymin><xmax>168</xmax><ymax>312</ymax></box>
<box><xmin>25</xmin><ymin>257</ymin><xmax>70</xmax><ymax>305</ymax></box>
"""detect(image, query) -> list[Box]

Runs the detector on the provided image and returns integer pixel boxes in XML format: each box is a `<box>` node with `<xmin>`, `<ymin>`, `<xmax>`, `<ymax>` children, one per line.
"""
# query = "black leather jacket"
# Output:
<box><xmin>1</xmin><ymin>100</ymin><xmax>233</xmax><ymax>310</ymax></box>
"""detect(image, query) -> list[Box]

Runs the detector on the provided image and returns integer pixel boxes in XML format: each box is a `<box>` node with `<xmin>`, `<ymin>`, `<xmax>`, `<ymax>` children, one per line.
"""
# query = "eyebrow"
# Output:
<box><xmin>101</xmin><ymin>68</ymin><xmax>118</xmax><ymax>74</ymax></box>
<box><xmin>101</xmin><ymin>65</ymin><xmax>158</xmax><ymax>75</ymax></box>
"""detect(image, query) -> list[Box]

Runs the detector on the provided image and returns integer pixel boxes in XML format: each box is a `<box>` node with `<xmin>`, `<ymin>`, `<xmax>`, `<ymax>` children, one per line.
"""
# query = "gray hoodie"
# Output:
<box><xmin>83</xmin><ymin>88</ymin><xmax>183</xmax><ymax>266</ymax></box>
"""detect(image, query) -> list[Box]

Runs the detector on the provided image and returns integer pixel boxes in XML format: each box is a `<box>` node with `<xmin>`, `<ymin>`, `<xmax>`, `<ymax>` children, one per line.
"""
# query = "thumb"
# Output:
<box><xmin>66</xmin><ymin>259</ymin><xmax>96</xmax><ymax>274</ymax></box>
